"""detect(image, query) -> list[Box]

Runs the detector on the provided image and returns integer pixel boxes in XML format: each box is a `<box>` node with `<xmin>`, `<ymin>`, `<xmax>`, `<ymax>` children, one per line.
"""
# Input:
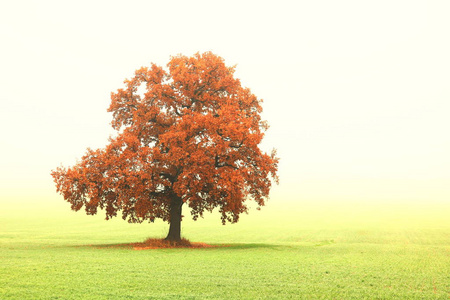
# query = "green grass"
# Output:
<box><xmin>1</xmin><ymin>199</ymin><xmax>449</xmax><ymax>299</ymax></box>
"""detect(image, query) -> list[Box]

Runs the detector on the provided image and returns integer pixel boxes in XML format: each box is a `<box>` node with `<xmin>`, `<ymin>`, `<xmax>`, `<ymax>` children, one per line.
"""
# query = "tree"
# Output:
<box><xmin>51</xmin><ymin>52</ymin><xmax>279</xmax><ymax>242</ymax></box>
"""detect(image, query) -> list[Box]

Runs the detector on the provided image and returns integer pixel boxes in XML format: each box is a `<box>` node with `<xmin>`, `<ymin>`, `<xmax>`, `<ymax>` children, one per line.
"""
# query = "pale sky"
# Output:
<box><xmin>1</xmin><ymin>0</ymin><xmax>449</xmax><ymax>208</ymax></box>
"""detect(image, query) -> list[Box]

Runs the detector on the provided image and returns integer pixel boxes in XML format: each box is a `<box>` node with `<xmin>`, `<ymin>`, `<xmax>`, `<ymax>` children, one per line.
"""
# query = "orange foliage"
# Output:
<box><xmin>132</xmin><ymin>238</ymin><xmax>215</xmax><ymax>250</ymax></box>
<box><xmin>51</xmin><ymin>52</ymin><xmax>279</xmax><ymax>230</ymax></box>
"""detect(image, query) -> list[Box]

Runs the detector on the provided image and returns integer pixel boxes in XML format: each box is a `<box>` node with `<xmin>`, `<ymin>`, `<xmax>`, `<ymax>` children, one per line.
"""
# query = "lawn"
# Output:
<box><xmin>1</xmin><ymin>199</ymin><xmax>449</xmax><ymax>299</ymax></box>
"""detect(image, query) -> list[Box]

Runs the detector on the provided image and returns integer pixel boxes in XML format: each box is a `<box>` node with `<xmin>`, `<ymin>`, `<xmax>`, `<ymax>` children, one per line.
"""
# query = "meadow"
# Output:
<box><xmin>1</xmin><ymin>199</ymin><xmax>449</xmax><ymax>299</ymax></box>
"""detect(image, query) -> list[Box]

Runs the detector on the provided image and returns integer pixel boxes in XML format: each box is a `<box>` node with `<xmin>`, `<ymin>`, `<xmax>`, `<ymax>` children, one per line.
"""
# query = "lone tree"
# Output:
<box><xmin>51</xmin><ymin>52</ymin><xmax>279</xmax><ymax>242</ymax></box>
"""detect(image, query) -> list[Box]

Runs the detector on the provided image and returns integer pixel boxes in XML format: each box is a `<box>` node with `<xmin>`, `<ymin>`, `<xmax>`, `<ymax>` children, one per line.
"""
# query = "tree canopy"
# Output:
<box><xmin>51</xmin><ymin>52</ymin><xmax>279</xmax><ymax>241</ymax></box>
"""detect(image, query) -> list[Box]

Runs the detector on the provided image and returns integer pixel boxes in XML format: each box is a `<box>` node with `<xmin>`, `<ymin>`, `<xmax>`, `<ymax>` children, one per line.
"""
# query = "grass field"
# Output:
<box><xmin>1</xmin><ymin>199</ymin><xmax>449</xmax><ymax>299</ymax></box>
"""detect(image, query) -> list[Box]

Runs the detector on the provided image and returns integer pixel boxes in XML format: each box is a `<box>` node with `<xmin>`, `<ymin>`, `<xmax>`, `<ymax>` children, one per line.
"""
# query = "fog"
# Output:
<box><xmin>1</xmin><ymin>1</ymin><xmax>449</xmax><ymax>214</ymax></box>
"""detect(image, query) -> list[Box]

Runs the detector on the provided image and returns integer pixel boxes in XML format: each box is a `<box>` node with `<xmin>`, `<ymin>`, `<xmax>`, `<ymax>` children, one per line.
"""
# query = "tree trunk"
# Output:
<box><xmin>165</xmin><ymin>195</ymin><xmax>183</xmax><ymax>242</ymax></box>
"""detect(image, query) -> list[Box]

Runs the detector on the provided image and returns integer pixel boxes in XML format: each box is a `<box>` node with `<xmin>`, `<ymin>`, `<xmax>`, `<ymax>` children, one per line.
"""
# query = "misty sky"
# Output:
<box><xmin>1</xmin><ymin>0</ymin><xmax>449</xmax><ymax>207</ymax></box>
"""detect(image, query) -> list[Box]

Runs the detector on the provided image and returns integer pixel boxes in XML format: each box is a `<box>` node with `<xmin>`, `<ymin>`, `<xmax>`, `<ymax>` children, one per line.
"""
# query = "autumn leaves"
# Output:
<box><xmin>52</xmin><ymin>52</ymin><xmax>278</xmax><ymax>240</ymax></box>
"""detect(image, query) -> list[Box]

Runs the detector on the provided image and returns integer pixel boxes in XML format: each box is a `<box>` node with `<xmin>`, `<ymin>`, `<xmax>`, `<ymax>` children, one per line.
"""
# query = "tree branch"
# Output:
<box><xmin>214</xmin><ymin>155</ymin><xmax>237</xmax><ymax>170</ymax></box>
